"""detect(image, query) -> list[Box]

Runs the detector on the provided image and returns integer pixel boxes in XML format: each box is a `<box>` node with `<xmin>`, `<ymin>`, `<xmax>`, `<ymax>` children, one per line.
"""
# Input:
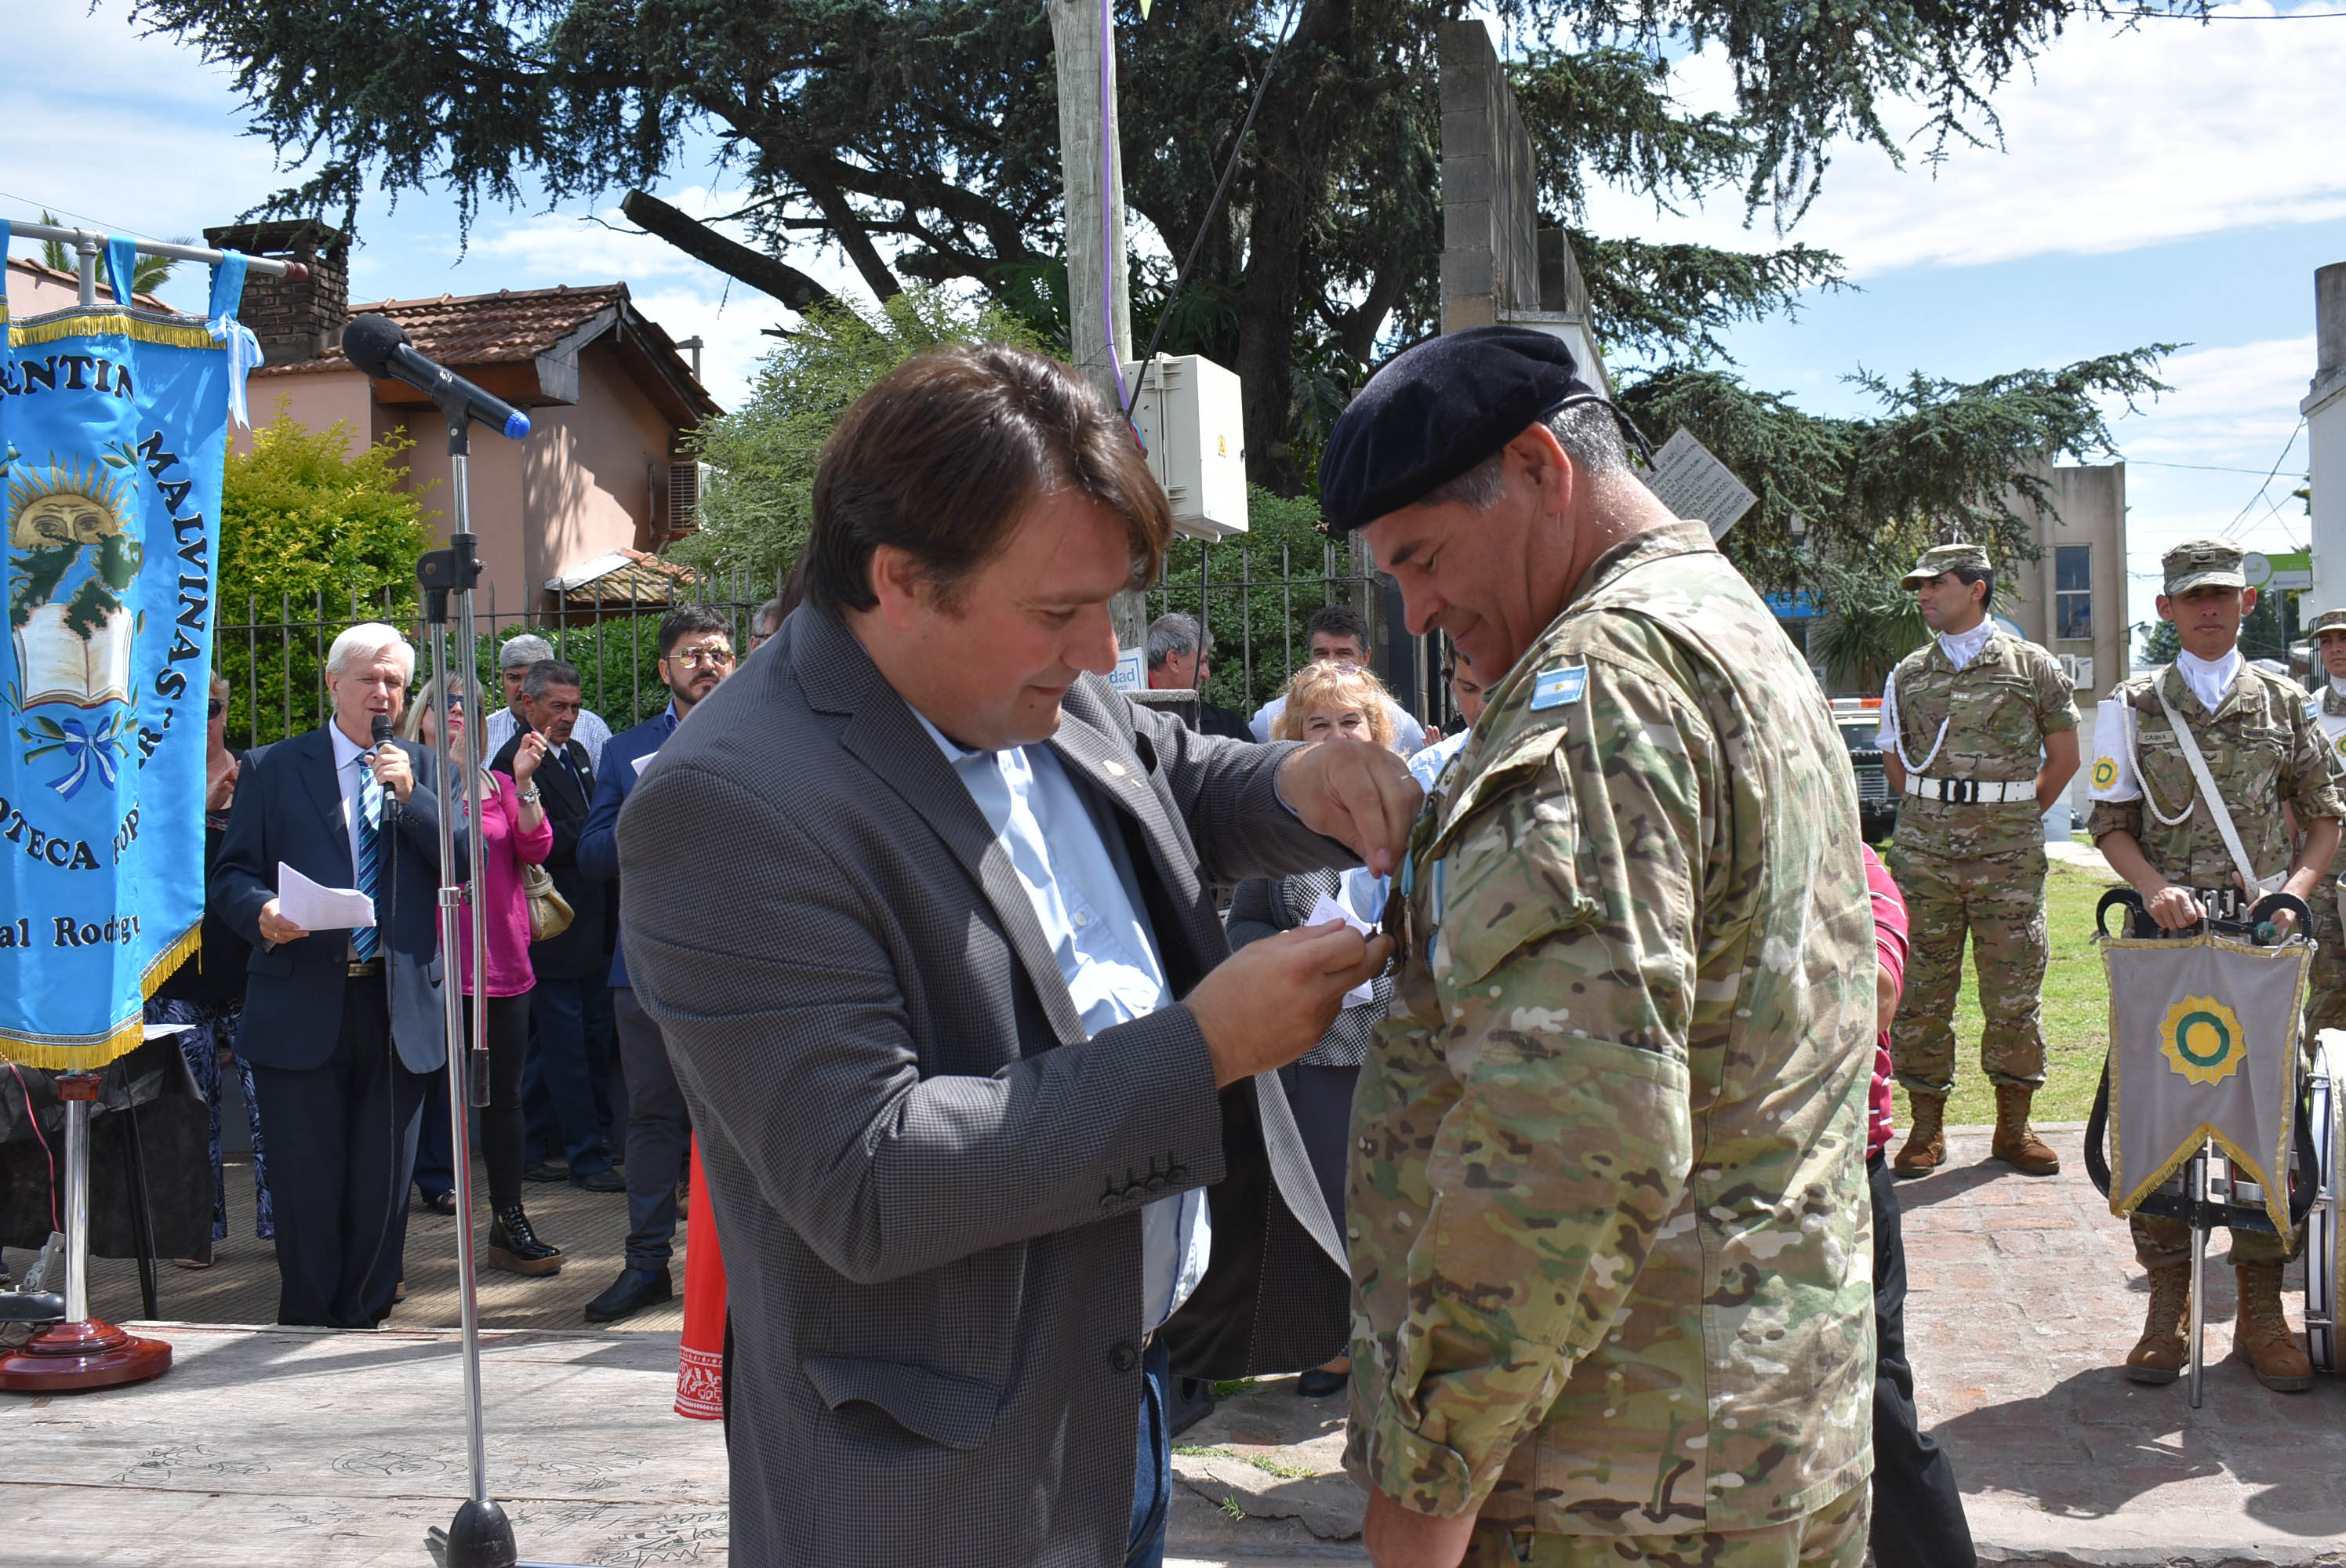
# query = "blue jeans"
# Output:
<box><xmin>1127</xmin><ymin>1338</ymin><xmax>1171</xmax><ymax>1568</ymax></box>
<box><xmin>523</xmin><ymin>977</ymin><xmax>617</xmax><ymax>1174</ymax></box>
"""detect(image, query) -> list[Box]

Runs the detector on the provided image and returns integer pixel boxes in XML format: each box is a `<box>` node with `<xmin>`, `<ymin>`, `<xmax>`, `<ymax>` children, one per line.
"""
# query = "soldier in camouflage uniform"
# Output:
<box><xmin>2301</xmin><ymin>606</ymin><xmax>2346</xmax><ymax>1034</ymax></box>
<box><xmin>1876</xmin><ymin>543</ymin><xmax>2080</xmax><ymax>1178</ymax></box>
<box><xmin>2088</xmin><ymin>539</ymin><xmax>2343</xmax><ymax>1393</ymax></box>
<box><xmin>1318</xmin><ymin>325</ymin><xmax>1876</xmax><ymax>1568</ymax></box>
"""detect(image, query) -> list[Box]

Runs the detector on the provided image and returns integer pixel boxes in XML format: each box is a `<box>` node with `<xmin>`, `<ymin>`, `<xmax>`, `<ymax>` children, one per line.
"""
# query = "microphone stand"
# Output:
<box><xmin>415</xmin><ymin>388</ymin><xmax>616</xmax><ymax>1568</ymax></box>
<box><xmin>416</xmin><ymin>408</ymin><xmax>509</xmax><ymax>1568</ymax></box>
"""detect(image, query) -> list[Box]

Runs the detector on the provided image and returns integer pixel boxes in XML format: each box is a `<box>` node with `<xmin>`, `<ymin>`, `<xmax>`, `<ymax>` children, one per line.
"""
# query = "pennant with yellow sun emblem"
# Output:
<box><xmin>2101</xmin><ymin>928</ymin><xmax>2308</xmax><ymax>1236</ymax></box>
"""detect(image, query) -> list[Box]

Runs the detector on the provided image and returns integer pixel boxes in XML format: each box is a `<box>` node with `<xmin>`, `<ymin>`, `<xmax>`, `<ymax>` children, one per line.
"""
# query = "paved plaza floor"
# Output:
<box><xmin>6</xmin><ymin>1130</ymin><xmax>2345</xmax><ymax>1566</ymax></box>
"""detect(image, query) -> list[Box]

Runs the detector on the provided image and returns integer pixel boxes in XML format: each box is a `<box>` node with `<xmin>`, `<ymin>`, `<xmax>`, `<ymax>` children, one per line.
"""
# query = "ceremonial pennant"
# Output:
<box><xmin>2101</xmin><ymin>927</ymin><xmax>2309</xmax><ymax>1236</ymax></box>
<box><xmin>1</xmin><ymin>230</ymin><xmax>247</xmax><ymax>1069</ymax></box>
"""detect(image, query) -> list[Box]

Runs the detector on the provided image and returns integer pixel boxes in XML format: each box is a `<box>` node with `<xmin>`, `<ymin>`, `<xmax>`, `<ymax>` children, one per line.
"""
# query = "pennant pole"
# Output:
<box><xmin>2187</xmin><ymin>1148</ymin><xmax>2209</xmax><ymax>1408</ymax></box>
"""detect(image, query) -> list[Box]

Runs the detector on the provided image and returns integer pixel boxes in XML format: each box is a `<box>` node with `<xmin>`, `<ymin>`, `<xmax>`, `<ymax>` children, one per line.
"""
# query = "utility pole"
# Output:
<box><xmin>1050</xmin><ymin>0</ymin><xmax>1147</xmax><ymax>654</ymax></box>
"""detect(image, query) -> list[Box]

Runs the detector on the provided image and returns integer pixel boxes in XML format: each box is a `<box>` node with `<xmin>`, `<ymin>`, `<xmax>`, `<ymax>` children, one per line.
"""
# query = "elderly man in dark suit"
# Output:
<box><xmin>493</xmin><ymin>658</ymin><xmax>623</xmax><ymax>1193</ymax></box>
<box><xmin>619</xmin><ymin>345</ymin><xmax>1417</xmax><ymax>1567</ymax></box>
<box><xmin>212</xmin><ymin>622</ymin><xmax>459</xmax><ymax>1329</ymax></box>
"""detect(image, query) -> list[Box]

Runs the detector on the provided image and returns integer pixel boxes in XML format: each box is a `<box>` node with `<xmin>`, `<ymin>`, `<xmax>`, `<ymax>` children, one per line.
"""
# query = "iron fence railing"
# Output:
<box><xmin>1146</xmin><ymin>537</ymin><xmax>1444</xmax><ymax>733</ymax></box>
<box><xmin>216</xmin><ymin>567</ymin><xmax>784</xmax><ymax>750</ymax></box>
<box><xmin>212</xmin><ymin>550</ymin><xmax>1448</xmax><ymax>752</ymax></box>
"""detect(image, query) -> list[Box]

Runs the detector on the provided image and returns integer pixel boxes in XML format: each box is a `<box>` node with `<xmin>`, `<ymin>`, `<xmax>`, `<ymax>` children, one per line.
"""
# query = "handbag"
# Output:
<box><xmin>520</xmin><ymin>859</ymin><xmax>574</xmax><ymax>942</ymax></box>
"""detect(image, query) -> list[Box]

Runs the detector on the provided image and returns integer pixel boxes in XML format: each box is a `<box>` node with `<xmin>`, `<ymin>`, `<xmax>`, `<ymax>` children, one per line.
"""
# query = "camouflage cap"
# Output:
<box><xmin>2162</xmin><ymin>538</ymin><xmax>2248</xmax><ymax>596</ymax></box>
<box><xmin>2308</xmin><ymin>607</ymin><xmax>2346</xmax><ymax>641</ymax></box>
<box><xmin>1900</xmin><ymin>543</ymin><xmax>1991</xmax><ymax>589</ymax></box>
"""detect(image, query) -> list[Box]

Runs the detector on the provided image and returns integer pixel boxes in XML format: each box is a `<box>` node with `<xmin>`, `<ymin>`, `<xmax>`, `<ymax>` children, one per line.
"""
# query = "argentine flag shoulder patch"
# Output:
<box><xmin>1529</xmin><ymin>664</ymin><xmax>1589</xmax><ymax>712</ymax></box>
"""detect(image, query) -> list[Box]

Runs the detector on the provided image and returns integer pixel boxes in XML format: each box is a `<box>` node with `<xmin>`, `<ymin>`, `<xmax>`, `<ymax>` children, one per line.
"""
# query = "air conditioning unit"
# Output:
<box><xmin>1120</xmin><ymin>354</ymin><xmax>1247</xmax><ymax>540</ymax></box>
<box><xmin>2061</xmin><ymin>654</ymin><xmax>2094</xmax><ymax>692</ymax></box>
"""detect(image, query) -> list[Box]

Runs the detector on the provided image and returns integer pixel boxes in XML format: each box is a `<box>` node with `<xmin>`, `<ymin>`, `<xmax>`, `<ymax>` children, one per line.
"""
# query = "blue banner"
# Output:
<box><xmin>1</xmin><ymin>228</ymin><xmax>249</xmax><ymax>1069</ymax></box>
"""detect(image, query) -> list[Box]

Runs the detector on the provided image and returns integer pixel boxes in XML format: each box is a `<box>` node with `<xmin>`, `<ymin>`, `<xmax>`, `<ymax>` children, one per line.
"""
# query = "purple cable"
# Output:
<box><xmin>1100</xmin><ymin>0</ymin><xmax>1135</xmax><ymax>430</ymax></box>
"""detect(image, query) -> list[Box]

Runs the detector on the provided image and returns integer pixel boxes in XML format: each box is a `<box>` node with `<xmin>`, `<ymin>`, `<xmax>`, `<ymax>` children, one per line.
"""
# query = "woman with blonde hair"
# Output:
<box><xmin>1269</xmin><ymin>659</ymin><xmax>1397</xmax><ymax>751</ymax></box>
<box><xmin>400</xmin><ymin>670</ymin><xmax>562</xmax><ymax>1276</ymax></box>
<box><xmin>1229</xmin><ymin>659</ymin><xmax>1406</xmax><ymax>1398</ymax></box>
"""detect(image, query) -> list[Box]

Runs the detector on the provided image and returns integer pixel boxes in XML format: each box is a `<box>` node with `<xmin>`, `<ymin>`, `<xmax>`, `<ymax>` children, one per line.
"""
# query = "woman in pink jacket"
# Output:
<box><xmin>404</xmin><ymin>673</ymin><xmax>561</xmax><ymax>1276</ymax></box>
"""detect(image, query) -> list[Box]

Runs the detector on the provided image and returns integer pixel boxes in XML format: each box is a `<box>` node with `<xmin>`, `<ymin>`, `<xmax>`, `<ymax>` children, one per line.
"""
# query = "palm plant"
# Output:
<box><xmin>35</xmin><ymin>212</ymin><xmax>176</xmax><ymax>299</ymax></box>
<box><xmin>1810</xmin><ymin>559</ymin><xmax>1930</xmax><ymax>691</ymax></box>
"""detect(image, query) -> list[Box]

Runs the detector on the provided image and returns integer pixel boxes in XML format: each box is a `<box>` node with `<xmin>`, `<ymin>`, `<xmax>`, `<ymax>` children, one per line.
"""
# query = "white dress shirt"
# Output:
<box><xmin>913</xmin><ymin>711</ymin><xmax>1211</xmax><ymax>1329</ymax></box>
<box><xmin>1876</xmin><ymin>619</ymin><xmax>1998</xmax><ymax>750</ymax></box>
<box><xmin>2176</xmin><ymin>647</ymin><xmax>2243</xmax><ymax>712</ymax></box>
<box><xmin>485</xmin><ymin>703</ymin><xmax>615</xmax><ymax>768</ymax></box>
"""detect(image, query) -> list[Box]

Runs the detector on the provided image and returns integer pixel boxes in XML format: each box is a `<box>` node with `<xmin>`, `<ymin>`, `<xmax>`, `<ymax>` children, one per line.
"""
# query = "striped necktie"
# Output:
<box><xmin>353</xmin><ymin>756</ymin><xmax>383</xmax><ymax>960</ymax></box>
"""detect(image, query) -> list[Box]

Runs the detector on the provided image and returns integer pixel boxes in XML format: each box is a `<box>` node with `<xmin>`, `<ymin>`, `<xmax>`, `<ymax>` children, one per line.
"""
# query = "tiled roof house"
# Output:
<box><xmin>207</xmin><ymin>220</ymin><xmax>721</xmax><ymax>618</ymax></box>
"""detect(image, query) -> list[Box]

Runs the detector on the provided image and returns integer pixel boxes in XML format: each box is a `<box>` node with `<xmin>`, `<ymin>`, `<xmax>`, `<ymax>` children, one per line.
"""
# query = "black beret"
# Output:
<box><xmin>1318</xmin><ymin>325</ymin><xmax>1600</xmax><ymax>535</ymax></box>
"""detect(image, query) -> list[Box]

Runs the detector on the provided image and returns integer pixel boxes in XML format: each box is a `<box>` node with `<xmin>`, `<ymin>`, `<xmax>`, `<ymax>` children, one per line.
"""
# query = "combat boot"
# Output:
<box><xmin>2124</xmin><ymin>1262</ymin><xmax>2191</xmax><ymax>1385</ymax></box>
<box><xmin>1991</xmin><ymin>1083</ymin><xmax>2061</xmax><ymax>1175</ymax></box>
<box><xmin>1892</xmin><ymin>1093</ymin><xmax>1947</xmax><ymax>1177</ymax></box>
<box><xmin>2233</xmin><ymin>1262</ymin><xmax>2314</xmax><ymax>1392</ymax></box>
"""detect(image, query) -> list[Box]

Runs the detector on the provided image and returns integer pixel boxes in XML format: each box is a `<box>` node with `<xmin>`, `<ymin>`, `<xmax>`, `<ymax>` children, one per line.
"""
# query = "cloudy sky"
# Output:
<box><xmin>12</xmin><ymin>0</ymin><xmax>2345</xmax><ymax>642</ymax></box>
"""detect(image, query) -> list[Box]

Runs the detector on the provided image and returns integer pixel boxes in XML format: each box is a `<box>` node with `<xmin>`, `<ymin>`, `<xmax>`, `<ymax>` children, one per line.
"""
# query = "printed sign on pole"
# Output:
<box><xmin>1644</xmin><ymin>426</ymin><xmax>1759</xmax><ymax>540</ymax></box>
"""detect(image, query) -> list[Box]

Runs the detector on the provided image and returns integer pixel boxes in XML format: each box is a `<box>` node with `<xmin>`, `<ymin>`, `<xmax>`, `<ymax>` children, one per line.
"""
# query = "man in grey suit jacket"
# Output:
<box><xmin>619</xmin><ymin>345</ymin><xmax>1418</xmax><ymax>1567</ymax></box>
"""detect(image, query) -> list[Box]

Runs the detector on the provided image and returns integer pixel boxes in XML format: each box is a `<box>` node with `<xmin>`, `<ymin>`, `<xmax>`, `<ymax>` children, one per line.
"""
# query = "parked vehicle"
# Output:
<box><xmin>1831</xmin><ymin>699</ymin><xmax>1897</xmax><ymax>844</ymax></box>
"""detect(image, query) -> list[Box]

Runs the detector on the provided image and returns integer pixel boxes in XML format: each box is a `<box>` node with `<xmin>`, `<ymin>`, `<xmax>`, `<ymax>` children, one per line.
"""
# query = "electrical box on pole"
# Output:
<box><xmin>1122</xmin><ymin>354</ymin><xmax>1249</xmax><ymax>539</ymax></box>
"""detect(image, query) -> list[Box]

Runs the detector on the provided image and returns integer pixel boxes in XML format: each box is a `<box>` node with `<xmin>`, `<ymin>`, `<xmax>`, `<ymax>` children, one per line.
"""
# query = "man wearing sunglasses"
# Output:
<box><xmin>575</xmin><ymin>605</ymin><xmax>737</xmax><ymax>1322</ymax></box>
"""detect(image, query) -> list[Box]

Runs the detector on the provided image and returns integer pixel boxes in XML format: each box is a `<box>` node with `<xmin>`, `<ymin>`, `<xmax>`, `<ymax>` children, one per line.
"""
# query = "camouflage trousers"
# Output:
<box><xmin>2306</xmin><ymin>882</ymin><xmax>2346</xmax><ymax>1036</ymax></box>
<box><xmin>2132</xmin><ymin>1212</ymin><xmax>2299</xmax><ymax>1270</ymax></box>
<box><xmin>1889</xmin><ymin>844</ymin><xmax>2049</xmax><ymax>1096</ymax></box>
<box><xmin>1460</xmin><ymin>1483</ymin><xmax>1869</xmax><ymax>1568</ymax></box>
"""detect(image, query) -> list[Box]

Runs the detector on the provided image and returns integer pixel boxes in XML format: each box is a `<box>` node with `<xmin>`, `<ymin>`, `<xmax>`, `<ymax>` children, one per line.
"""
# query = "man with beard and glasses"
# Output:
<box><xmin>576</xmin><ymin>605</ymin><xmax>737</xmax><ymax>1322</ymax></box>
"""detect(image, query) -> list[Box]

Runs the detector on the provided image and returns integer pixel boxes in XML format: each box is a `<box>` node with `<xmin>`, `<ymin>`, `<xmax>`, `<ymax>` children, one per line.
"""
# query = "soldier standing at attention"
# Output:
<box><xmin>2088</xmin><ymin>539</ymin><xmax>2341</xmax><ymax>1392</ymax></box>
<box><xmin>1876</xmin><ymin>544</ymin><xmax>2080</xmax><ymax>1179</ymax></box>
<box><xmin>2299</xmin><ymin>607</ymin><xmax>2346</xmax><ymax>1034</ymax></box>
<box><xmin>1319</xmin><ymin>325</ymin><xmax>1878</xmax><ymax>1568</ymax></box>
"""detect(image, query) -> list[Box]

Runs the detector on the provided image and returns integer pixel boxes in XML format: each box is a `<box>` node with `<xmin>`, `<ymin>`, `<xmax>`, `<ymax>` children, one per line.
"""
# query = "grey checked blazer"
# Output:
<box><xmin>617</xmin><ymin>606</ymin><xmax>1356</xmax><ymax>1566</ymax></box>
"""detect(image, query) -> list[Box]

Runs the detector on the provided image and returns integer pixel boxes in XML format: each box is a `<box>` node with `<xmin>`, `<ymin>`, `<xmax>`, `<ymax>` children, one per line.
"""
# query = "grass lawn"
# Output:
<box><xmin>1887</xmin><ymin>853</ymin><xmax>2117</xmax><ymax>1128</ymax></box>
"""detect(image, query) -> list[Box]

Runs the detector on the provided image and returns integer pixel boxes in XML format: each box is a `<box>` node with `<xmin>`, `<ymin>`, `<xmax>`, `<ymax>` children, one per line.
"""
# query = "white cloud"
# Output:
<box><xmin>1582</xmin><ymin>2</ymin><xmax>2346</xmax><ymax>278</ymax></box>
<box><xmin>2101</xmin><ymin>335</ymin><xmax>2318</xmax><ymax>631</ymax></box>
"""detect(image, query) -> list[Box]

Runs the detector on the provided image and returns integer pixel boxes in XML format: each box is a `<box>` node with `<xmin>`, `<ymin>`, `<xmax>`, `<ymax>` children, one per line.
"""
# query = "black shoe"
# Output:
<box><xmin>417</xmin><ymin>1189</ymin><xmax>459</xmax><ymax>1216</ymax></box>
<box><xmin>584</xmin><ymin>1266</ymin><xmax>672</xmax><ymax>1324</ymax></box>
<box><xmin>522</xmin><ymin>1161</ymin><xmax>568</xmax><ymax>1185</ymax></box>
<box><xmin>572</xmin><ymin>1165</ymin><xmax>627</xmax><ymax>1193</ymax></box>
<box><xmin>1295</xmin><ymin>1368</ymin><xmax>1347</xmax><ymax>1399</ymax></box>
<box><xmin>487</xmin><ymin>1205</ymin><xmax>564</xmax><ymax>1276</ymax></box>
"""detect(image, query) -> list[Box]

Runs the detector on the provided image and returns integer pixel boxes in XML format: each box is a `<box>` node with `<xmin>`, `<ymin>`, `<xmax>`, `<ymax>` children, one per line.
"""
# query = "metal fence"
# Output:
<box><xmin>1145</xmin><ymin>536</ymin><xmax>1445</xmax><ymax>731</ymax></box>
<box><xmin>216</xmin><ymin>568</ymin><xmax>783</xmax><ymax>750</ymax></box>
<box><xmin>212</xmin><ymin>549</ymin><xmax>1448</xmax><ymax>751</ymax></box>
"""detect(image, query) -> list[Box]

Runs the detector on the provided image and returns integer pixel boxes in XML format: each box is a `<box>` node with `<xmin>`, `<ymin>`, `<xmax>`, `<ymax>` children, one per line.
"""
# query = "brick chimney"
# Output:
<box><xmin>201</xmin><ymin>220</ymin><xmax>350</xmax><ymax>364</ymax></box>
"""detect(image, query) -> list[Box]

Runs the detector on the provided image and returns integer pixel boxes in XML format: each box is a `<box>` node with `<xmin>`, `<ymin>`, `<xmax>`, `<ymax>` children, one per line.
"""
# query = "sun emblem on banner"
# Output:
<box><xmin>2092</xmin><ymin>755</ymin><xmax>2119</xmax><ymax>790</ymax></box>
<box><xmin>2160</xmin><ymin>996</ymin><xmax>2246</xmax><ymax>1087</ymax></box>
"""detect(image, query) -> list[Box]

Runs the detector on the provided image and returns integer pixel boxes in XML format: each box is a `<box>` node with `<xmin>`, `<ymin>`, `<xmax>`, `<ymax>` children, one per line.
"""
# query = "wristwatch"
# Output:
<box><xmin>516</xmin><ymin>786</ymin><xmax>542</xmax><ymax>804</ymax></box>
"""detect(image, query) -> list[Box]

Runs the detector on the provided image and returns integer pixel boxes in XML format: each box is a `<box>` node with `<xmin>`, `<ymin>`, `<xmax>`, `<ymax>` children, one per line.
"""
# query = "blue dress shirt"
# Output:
<box><xmin>913</xmin><ymin>711</ymin><xmax>1211</xmax><ymax>1328</ymax></box>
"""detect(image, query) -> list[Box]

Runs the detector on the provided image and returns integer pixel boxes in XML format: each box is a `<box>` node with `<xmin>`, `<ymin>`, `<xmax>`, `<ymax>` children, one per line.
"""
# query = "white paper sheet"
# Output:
<box><xmin>1306</xmin><ymin>891</ymin><xmax>1377</xmax><ymax>1006</ymax></box>
<box><xmin>278</xmin><ymin>862</ymin><xmax>376</xmax><ymax>931</ymax></box>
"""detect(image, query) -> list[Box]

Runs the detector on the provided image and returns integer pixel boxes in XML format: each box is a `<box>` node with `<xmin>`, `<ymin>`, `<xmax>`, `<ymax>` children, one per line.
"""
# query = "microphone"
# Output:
<box><xmin>369</xmin><ymin>714</ymin><xmax>401</xmax><ymax>825</ymax></box>
<box><xmin>341</xmin><ymin>313</ymin><xmax>532</xmax><ymax>441</ymax></box>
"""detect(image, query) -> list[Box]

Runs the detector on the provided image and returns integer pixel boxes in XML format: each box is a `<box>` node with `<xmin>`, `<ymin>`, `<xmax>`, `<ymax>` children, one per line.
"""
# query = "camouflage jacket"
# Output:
<box><xmin>1886</xmin><ymin>630</ymin><xmax>2078</xmax><ymax>860</ymax></box>
<box><xmin>2086</xmin><ymin>663</ymin><xmax>2344</xmax><ymax>888</ymax></box>
<box><xmin>1345</xmin><ymin>520</ymin><xmax>1877</xmax><ymax>1535</ymax></box>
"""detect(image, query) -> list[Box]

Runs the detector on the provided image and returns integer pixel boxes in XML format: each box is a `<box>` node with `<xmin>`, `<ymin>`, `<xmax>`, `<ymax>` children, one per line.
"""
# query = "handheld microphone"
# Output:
<box><xmin>342</xmin><ymin>313</ymin><xmax>532</xmax><ymax>441</ymax></box>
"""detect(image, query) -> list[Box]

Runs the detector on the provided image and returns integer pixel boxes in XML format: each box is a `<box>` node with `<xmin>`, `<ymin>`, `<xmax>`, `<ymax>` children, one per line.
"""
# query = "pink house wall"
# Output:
<box><xmin>238</xmin><ymin>337</ymin><xmax>687</xmax><ymax>614</ymax></box>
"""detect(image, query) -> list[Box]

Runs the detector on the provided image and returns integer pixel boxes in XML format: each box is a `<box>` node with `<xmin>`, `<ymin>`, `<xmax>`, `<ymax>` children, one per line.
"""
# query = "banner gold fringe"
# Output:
<box><xmin>0</xmin><ymin>921</ymin><xmax>202</xmax><ymax>1073</ymax></box>
<box><xmin>9</xmin><ymin>312</ymin><xmax>216</xmax><ymax>351</ymax></box>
